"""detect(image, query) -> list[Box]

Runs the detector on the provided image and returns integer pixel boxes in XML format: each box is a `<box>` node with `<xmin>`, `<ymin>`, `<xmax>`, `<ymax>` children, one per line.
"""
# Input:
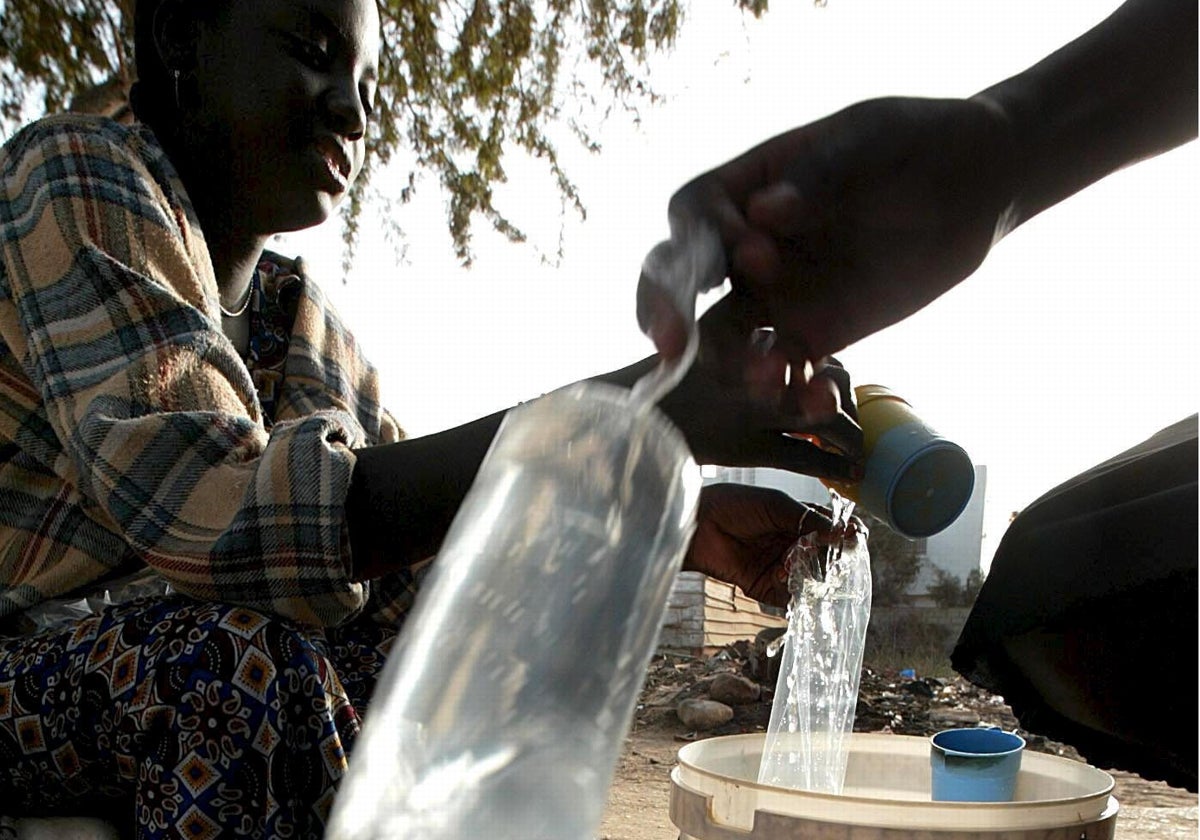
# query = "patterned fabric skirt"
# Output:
<box><xmin>0</xmin><ymin>596</ymin><xmax>396</xmax><ymax>838</ymax></box>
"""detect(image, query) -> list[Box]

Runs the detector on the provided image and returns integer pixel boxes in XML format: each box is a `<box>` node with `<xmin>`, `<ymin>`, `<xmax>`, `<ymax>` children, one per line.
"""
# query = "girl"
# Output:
<box><xmin>0</xmin><ymin>0</ymin><xmax>857</xmax><ymax>834</ymax></box>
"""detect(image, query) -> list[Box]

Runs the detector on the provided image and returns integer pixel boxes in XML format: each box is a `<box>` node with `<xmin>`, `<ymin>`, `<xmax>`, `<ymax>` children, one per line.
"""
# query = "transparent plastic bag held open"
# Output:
<box><xmin>758</xmin><ymin>496</ymin><xmax>871</xmax><ymax>794</ymax></box>
<box><xmin>326</xmin><ymin>227</ymin><xmax>720</xmax><ymax>840</ymax></box>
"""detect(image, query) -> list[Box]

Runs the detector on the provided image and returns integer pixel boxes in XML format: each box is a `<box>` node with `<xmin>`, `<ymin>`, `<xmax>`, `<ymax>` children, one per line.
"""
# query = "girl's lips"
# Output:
<box><xmin>313</xmin><ymin>137</ymin><xmax>351</xmax><ymax>192</ymax></box>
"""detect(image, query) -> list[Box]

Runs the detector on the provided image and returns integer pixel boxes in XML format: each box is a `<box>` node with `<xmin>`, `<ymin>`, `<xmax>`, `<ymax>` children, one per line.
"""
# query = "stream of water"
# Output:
<box><xmin>757</xmin><ymin>492</ymin><xmax>872</xmax><ymax>794</ymax></box>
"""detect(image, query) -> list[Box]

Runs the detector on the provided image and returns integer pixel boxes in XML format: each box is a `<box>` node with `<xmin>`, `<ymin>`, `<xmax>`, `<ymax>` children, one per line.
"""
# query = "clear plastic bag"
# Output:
<box><xmin>327</xmin><ymin>227</ymin><xmax>722</xmax><ymax>840</ymax></box>
<box><xmin>758</xmin><ymin>497</ymin><xmax>871</xmax><ymax>794</ymax></box>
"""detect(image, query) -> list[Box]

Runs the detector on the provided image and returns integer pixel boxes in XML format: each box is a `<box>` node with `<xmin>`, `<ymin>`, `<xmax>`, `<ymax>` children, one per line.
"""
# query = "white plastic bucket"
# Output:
<box><xmin>671</xmin><ymin>733</ymin><xmax>1118</xmax><ymax>838</ymax></box>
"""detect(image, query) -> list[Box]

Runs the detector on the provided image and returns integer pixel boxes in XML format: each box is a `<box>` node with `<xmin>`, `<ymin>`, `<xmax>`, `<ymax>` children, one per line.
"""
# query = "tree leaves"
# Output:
<box><xmin>865</xmin><ymin>514</ymin><xmax>926</xmax><ymax>606</ymax></box>
<box><xmin>1</xmin><ymin>0</ymin><xmax>701</xmax><ymax>265</ymax></box>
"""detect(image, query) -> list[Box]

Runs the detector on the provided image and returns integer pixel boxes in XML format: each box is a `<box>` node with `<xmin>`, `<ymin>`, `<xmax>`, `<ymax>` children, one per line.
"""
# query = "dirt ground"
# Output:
<box><xmin>598</xmin><ymin>653</ymin><xmax>1198</xmax><ymax>839</ymax></box>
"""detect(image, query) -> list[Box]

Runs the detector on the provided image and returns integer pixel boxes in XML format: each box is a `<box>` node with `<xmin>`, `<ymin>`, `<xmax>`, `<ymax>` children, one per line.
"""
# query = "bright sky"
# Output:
<box><xmin>278</xmin><ymin>0</ymin><xmax>1197</xmax><ymax>566</ymax></box>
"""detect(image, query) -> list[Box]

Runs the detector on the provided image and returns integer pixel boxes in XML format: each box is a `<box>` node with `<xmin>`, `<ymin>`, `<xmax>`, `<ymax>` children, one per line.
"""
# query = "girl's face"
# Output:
<box><xmin>183</xmin><ymin>0</ymin><xmax>380</xmax><ymax>235</ymax></box>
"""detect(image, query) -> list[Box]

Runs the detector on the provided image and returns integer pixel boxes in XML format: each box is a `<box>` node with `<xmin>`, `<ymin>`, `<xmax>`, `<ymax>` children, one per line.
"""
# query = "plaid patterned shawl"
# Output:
<box><xmin>0</xmin><ymin>115</ymin><xmax>418</xmax><ymax>628</ymax></box>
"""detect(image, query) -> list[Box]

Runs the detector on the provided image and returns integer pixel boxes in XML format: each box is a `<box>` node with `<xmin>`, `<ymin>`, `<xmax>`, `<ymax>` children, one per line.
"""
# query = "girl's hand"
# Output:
<box><xmin>684</xmin><ymin>483</ymin><xmax>835</xmax><ymax>609</ymax></box>
<box><xmin>658</xmin><ymin>294</ymin><xmax>863</xmax><ymax>481</ymax></box>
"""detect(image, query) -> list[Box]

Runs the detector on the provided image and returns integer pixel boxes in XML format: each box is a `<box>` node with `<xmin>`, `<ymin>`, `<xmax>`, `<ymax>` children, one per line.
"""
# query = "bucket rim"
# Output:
<box><xmin>674</xmin><ymin>732</ymin><xmax>1115</xmax><ymax>831</ymax></box>
<box><xmin>678</xmin><ymin>733</ymin><xmax>1111</xmax><ymax>807</ymax></box>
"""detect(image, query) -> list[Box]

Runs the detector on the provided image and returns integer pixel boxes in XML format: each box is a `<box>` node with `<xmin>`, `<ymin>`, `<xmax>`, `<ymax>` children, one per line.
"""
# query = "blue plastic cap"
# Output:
<box><xmin>860</xmin><ymin>424</ymin><xmax>975</xmax><ymax>539</ymax></box>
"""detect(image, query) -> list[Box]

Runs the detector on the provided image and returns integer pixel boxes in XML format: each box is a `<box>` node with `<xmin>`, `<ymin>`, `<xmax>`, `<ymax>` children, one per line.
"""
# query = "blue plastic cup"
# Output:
<box><xmin>930</xmin><ymin>728</ymin><xmax>1025</xmax><ymax>802</ymax></box>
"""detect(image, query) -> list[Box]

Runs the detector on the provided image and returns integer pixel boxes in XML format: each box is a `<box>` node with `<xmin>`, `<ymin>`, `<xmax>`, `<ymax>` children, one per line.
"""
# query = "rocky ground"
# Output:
<box><xmin>600</xmin><ymin>638</ymin><xmax>1197</xmax><ymax>839</ymax></box>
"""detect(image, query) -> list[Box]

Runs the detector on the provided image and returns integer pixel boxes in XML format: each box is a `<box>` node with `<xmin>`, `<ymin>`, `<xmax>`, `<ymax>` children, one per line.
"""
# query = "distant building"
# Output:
<box><xmin>658</xmin><ymin>464</ymin><xmax>988</xmax><ymax>653</ymax></box>
<box><xmin>911</xmin><ymin>465</ymin><xmax>988</xmax><ymax>602</ymax></box>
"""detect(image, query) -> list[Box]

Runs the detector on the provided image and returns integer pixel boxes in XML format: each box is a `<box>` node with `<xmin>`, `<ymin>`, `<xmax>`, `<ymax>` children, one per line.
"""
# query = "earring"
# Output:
<box><xmin>172</xmin><ymin>69</ymin><xmax>182</xmax><ymax>111</ymax></box>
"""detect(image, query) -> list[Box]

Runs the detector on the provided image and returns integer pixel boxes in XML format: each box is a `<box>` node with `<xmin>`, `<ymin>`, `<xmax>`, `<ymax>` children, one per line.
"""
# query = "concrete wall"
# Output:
<box><xmin>698</xmin><ymin>577</ymin><xmax>786</xmax><ymax>651</ymax></box>
<box><xmin>659</xmin><ymin>572</ymin><xmax>707</xmax><ymax>652</ymax></box>
<box><xmin>869</xmin><ymin>605</ymin><xmax>974</xmax><ymax>654</ymax></box>
<box><xmin>660</xmin><ymin>571</ymin><xmax>785</xmax><ymax>655</ymax></box>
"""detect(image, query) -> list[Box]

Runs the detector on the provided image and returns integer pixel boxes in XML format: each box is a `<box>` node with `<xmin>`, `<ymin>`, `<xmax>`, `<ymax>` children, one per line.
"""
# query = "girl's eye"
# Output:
<box><xmin>290</xmin><ymin>35</ymin><xmax>330</xmax><ymax>69</ymax></box>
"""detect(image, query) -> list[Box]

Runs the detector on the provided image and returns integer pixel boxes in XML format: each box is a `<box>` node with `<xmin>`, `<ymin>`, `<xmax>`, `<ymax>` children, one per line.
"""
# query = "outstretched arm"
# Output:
<box><xmin>346</xmin><ymin>296</ymin><xmax>862</xmax><ymax>579</ymax></box>
<box><xmin>979</xmin><ymin>0</ymin><xmax>1197</xmax><ymax>229</ymax></box>
<box><xmin>645</xmin><ymin>0</ymin><xmax>1198</xmax><ymax>364</ymax></box>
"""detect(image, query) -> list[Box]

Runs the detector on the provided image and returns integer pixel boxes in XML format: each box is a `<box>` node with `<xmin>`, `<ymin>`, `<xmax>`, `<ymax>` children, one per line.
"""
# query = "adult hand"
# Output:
<box><xmin>684</xmin><ymin>483</ymin><xmax>835</xmax><ymax>609</ymax></box>
<box><xmin>648</xmin><ymin>95</ymin><xmax>1016</xmax><ymax>363</ymax></box>
<box><xmin>658</xmin><ymin>293</ymin><xmax>863</xmax><ymax>482</ymax></box>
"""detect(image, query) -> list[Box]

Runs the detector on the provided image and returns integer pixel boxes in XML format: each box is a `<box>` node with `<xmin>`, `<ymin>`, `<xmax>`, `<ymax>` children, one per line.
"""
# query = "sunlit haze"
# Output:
<box><xmin>278</xmin><ymin>0</ymin><xmax>1198</xmax><ymax>567</ymax></box>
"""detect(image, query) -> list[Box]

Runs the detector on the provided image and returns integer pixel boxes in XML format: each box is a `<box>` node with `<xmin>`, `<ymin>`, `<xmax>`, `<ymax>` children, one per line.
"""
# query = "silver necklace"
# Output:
<box><xmin>220</xmin><ymin>273</ymin><xmax>255</xmax><ymax>319</ymax></box>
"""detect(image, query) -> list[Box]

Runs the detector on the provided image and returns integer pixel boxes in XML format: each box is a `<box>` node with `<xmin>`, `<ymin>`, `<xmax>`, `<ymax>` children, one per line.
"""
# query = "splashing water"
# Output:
<box><xmin>757</xmin><ymin>491</ymin><xmax>871</xmax><ymax>794</ymax></box>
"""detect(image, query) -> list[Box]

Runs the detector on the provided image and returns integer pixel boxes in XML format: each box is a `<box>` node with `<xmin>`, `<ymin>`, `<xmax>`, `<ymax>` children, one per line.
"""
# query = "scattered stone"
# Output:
<box><xmin>709</xmin><ymin>673</ymin><xmax>761</xmax><ymax>705</ymax></box>
<box><xmin>641</xmin><ymin>649</ymin><xmax>1082</xmax><ymax>764</ymax></box>
<box><xmin>930</xmin><ymin>708</ymin><xmax>981</xmax><ymax>727</ymax></box>
<box><xmin>725</xmin><ymin>639</ymin><xmax>753</xmax><ymax>663</ymax></box>
<box><xmin>641</xmin><ymin>683</ymin><xmax>684</xmax><ymax>708</ymax></box>
<box><xmin>902</xmin><ymin>679</ymin><xmax>937</xmax><ymax>699</ymax></box>
<box><xmin>749</xmin><ymin>626</ymin><xmax>787</xmax><ymax>685</ymax></box>
<box><xmin>676</xmin><ymin>698</ymin><xmax>734</xmax><ymax>731</ymax></box>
